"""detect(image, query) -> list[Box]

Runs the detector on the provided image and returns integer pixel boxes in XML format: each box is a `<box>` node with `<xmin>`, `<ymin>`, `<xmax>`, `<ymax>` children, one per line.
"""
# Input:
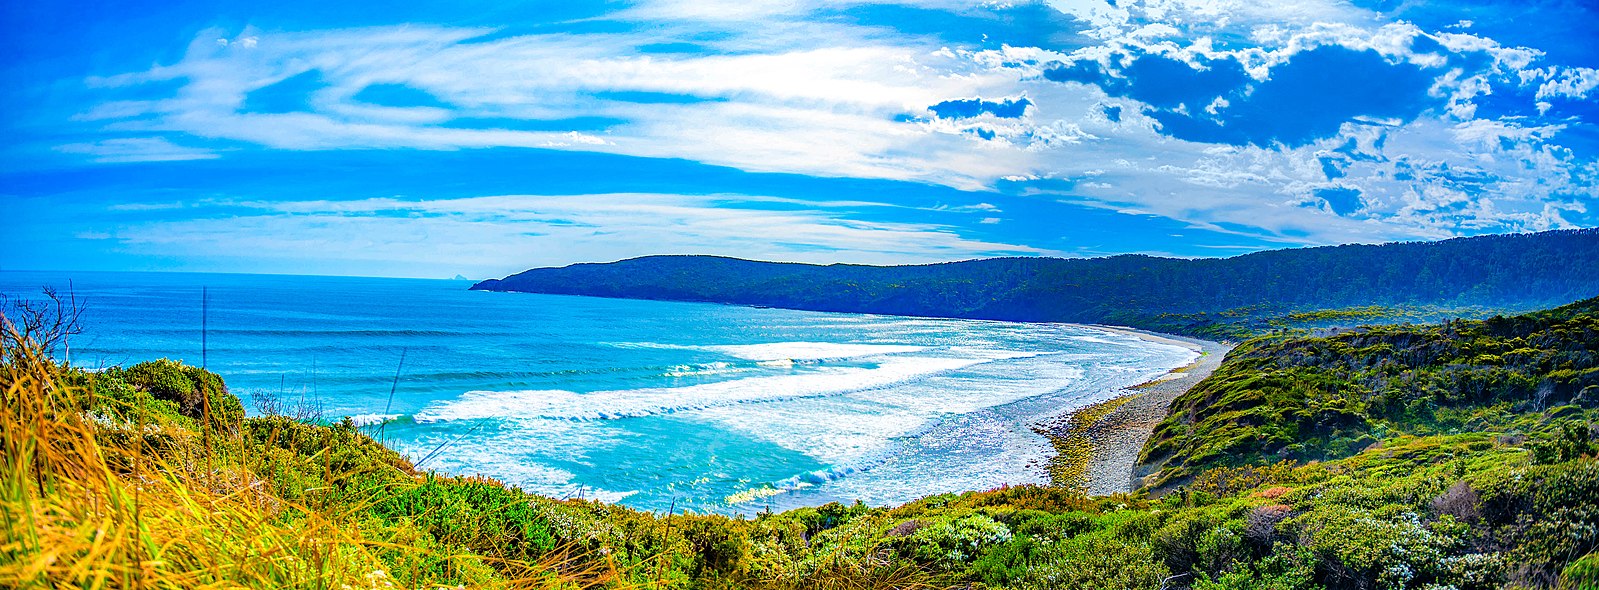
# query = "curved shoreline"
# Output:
<box><xmin>1038</xmin><ymin>327</ymin><xmax>1232</xmax><ymax>495</ymax></box>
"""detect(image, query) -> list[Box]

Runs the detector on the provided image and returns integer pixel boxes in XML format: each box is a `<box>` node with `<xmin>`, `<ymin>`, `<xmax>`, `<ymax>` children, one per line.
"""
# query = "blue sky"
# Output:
<box><xmin>3</xmin><ymin>0</ymin><xmax>1596</xmax><ymax>278</ymax></box>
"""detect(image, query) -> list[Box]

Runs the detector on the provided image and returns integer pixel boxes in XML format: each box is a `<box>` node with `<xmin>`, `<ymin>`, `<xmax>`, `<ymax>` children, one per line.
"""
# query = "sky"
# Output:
<box><xmin>2</xmin><ymin>0</ymin><xmax>1596</xmax><ymax>279</ymax></box>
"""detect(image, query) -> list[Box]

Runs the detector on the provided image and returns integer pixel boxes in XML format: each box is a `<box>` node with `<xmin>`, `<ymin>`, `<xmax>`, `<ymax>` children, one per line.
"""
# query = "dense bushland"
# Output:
<box><xmin>4</xmin><ymin>296</ymin><xmax>1598</xmax><ymax>588</ymax></box>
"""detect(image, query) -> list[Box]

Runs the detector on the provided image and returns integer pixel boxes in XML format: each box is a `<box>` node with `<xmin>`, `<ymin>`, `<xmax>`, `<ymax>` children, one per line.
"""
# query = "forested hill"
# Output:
<box><xmin>472</xmin><ymin>228</ymin><xmax>1599</xmax><ymax>337</ymax></box>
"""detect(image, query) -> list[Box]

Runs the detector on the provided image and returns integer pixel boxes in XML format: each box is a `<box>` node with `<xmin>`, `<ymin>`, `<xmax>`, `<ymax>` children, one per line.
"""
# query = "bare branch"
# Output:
<box><xmin>0</xmin><ymin>286</ymin><xmax>87</xmax><ymax>366</ymax></box>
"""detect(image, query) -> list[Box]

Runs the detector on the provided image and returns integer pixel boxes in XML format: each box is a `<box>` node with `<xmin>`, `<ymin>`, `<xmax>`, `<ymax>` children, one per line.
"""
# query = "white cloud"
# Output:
<box><xmin>95</xmin><ymin>194</ymin><xmax>1053</xmax><ymax>277</ymax></box>
<box><xmin>1047</xmin><ymin>0</ymin><xmax>1369</xmax><ymax>41</ymax></box>
<box><xmin>54</xmin><ymin>137</ymin><xmax>219</xmax><ymax>163</ymax></box>
<box><xmin>76</xmin><ymin>22</ymin><xmax>1042</xmax><ymax>189</ymax></box>
<box><xmin>60</xmin><ymin>0</ymin><xmax>1599</xmax><ymax>252</ymax></box>
<box><xmin>1534</xmin><ymin>66</ymin><xmax>1599</xmax><ymax>101</ymax></box>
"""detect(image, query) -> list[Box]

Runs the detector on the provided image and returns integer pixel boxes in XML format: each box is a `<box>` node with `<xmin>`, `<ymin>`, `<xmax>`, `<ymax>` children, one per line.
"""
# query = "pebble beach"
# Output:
<box><xmin>1039</xmin><ymin>328</ymin><xmax>1233</xmax><ymax>495</ymax></box>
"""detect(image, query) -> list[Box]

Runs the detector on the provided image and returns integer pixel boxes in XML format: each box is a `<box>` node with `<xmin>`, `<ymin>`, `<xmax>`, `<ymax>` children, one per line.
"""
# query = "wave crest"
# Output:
<box><xmin>414</xmin><ymin>356</ymin><xmax>988</xmax><ymax>423</ymax></box>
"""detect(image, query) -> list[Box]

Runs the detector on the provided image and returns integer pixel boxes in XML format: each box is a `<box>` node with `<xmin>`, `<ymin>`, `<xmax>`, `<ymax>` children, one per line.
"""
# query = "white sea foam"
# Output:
<box><xmin>1068</xmin><ymin>335</ymin><xmax>1121</xmax><ymax>345</ymax></box>
<box><xmin>696</xmin><ymin>344</ymin><xmax>1200</xmax><ymax>509</ymax></box>
<box><xmin>585</xmin><ymin>489</ymin><xmax>640</xmax><ymax>503</ymax></box>
<box><xmin>606</xmin><ymin>340</ymin><xmax>926</xmax><ymax>361</ymax></box>
<box><xmin>697</xmin><ymin>399</ymin><xmax>927</xmax><ymax>465</ymax></box>
<box><xmin>414</xmin><ymin>354</ymin><xmax>1005</xmax><ymax>423</ymax></box>
<box><xmin>662</xmin><ymin>361</ymin><xmax>745</xmax><ymax>377</ymax></box>
<box><xmin>703</xmin><ymin>342</ymin><xmax>926</xmax><ymax>361</ymax></box>
<box><xmin>405</xmin><ymin>321</ymin><xmax>1198</xmax><ymax>513</ymax></box>
<box><xmin>722</xmin><ymin>463</ymin><xmax>873</xmax><ymax>506</ymax></box>
<box><xmin>693</xmin><ymin>356</ymin><xmax>1088</xmax><ymax>465</ymax></box>
<box><xmin>416</xmin><ymin>449</ymin><xmax>578</xmax><ymax>487</ymax></box>
<box><xmin>392</xmin><ymin>424</ymin><xmax>638</xmax><ymax>503</ymax></box>
<box><xmin>348</xmin><ymin>413</ymin><xmax>401</xmax><ymax>427</ymax></box>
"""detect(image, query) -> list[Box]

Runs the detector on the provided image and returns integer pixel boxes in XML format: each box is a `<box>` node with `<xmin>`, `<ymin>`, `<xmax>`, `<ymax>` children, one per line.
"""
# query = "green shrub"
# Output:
<box><xmin>1016</xmin><ymin>534</ymin><xmax>1169</xmax><ymax>590</ymax></box>
<box><xmin>364</xmin><ymin>476</ymin><xmax>560</xmax><ymax>566</ymax></box>
<box><xmin>85</xmin><ymin>369</ymin><xmax>186</xmax><ymax>423</ymax></box>
<box><xmin>1530</xmin><ymin>421</ymin><xmax>1597</xmax><ymax>465</ymax></box>
<box><xmin>109</xmin><ymin>359</ymin><xmax>244</xmax><ymax>427</ymax></box>
<box><xmin>786</xmin><ymin>500</ymin><xmax>872</xmax><ymax>537</ymax></box>
<box><xmin>1294</xmin><ymin>505</ymin><xmax>1498</xmax><ymax>589</ymax></box>
<box><xmin>1012</xmin><ymin>510</ymin><xmax>1096</xmax><ymax>542</ymax></box>
<box><xmin>1193</xmin><ymin>544</ymin><xmax>1322</xmax><ymax>590</ymax></box>
<box><xmin>1477</xmin><ymin>459</ymin><xmax>1599</xmax><ymax>581</ymax></box>
<box><xmin>890</xmin><ymin>512</ymin><xmax>1011</xmax><ymax>571</ymax></box>
<box><xmin>1150</xmin><ymin>501</ymin><xmax>1286</xmax><ymax>583</ymax></box>
<box><xmin>969</xmin><ymin>535</ymin><xmax>1038</xmax><ymax>587</ymax></box>
<box><xmin>674</xmin><ymin>514</ymin><xmax>751</xmax><ymax>577</ymax></box>
<box><xmin>1561</xmin><ymin>552</ymin><xmax>1599</xmax><ymax>590</ymax></box>
<box><xmin>241</xmin><ymin>415</ymin><xmax>413</xmax><ymax>502</ymax></box>
<box><xmin>743</xmin><ymin>515</ymin><xmax>811</xmax><ymax>582</ymax></box>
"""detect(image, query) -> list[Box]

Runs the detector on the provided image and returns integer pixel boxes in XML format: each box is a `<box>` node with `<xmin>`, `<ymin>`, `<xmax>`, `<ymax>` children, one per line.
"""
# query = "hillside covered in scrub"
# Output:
<box><xmin>4</xmin><ymin>298</ymin><xmax>1599</xmax><ymax>589</ymax></box>
<box><xmin>473</xmin><ymin>229</ymin><xmax>1599</xmax><ymax>339</ymax></box>
<box><xmin>1140</xmin><ymin>296</ymin><xmax>1599</xmax><ymax>490</ymax></box>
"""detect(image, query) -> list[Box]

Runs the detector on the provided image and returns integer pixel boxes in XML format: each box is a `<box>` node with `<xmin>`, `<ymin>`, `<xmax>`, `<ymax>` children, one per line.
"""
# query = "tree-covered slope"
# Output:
<box><xmin>473</xmin><ymin>229</ymin><xmax>1599</xmax><ymax>338</ymax></box>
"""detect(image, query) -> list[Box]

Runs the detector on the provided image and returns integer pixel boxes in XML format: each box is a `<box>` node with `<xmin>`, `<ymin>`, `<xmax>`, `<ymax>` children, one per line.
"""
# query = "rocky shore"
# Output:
<box><xmin>1039</xmin><ymin>328</ymin><xmax>1232</xmax><ymax>495</ymax></box>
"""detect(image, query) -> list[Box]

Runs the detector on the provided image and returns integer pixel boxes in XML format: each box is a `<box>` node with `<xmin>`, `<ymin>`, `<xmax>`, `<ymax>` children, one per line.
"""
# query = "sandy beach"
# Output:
<box><xmin>1037</xmin><ymin>327</ymin><xmax>1232</xmax><ymax>495</ymax></box>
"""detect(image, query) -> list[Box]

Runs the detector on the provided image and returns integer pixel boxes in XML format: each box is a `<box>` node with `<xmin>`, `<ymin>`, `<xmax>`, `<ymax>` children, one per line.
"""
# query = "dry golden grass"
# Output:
<box><xmin>2</xmin><ymin>319</ymin><xmax>397</xmax><ymax>587</ymax></box>
<box><xmin>0</xmin><ymin>317</ymin><xmax>613</xmax><ymax>589</ymax></box>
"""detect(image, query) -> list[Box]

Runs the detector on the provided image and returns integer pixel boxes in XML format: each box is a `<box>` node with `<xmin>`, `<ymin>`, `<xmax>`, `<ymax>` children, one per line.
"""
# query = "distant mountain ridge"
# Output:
<box><xmin>472</xmin><ymin>229</ymin><xmax>1599</xmax><ymax>337</ymax></box>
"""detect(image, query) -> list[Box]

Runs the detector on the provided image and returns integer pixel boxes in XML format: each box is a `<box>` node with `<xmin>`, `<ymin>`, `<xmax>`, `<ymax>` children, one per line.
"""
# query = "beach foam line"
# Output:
<box><xmin>311</xmin><ymin>361</ymin><xmax>764</xmax><ymax>384</ymax></box>
<box><xmin>724</xmin><ymin>461</ymin><xmax>878</xmax><ymax>506</ymax></box>
<box><xmin>604</xmin><ymin>341</ymin><xmax>927</xmax><ymax>362</ymax></box>
<box><xmin>413</xmin><ymin>355</ymin><xmax>1001</xmax><ymax>422</ymax></box>
<box><xmin>1067</xmin><ymin>335</ymin><xmax>1123</xmax><ymax>345</ymax></box>
<box><xmin>662</xmin><ymin>361</ymin><xmax>749</xmax><ymax>377</ymax></box>
<box><xmin>348</xmin><ymin>413</ymin><xmax>403</xmax><ymax>427</ymax></box>
<box><xmin>404</xmin><ymin>447</ymin><xmax>634</xmax><ymax>502</ymax></box>
<box><xmin>704</xmin><ymin>342</ymin><xmax>927</xmax><ymax>361</ymax></box>
<box><xmin>577</xmin><ymin>488</ymin><xmax>639</xmax><ymax>504</ymax></box>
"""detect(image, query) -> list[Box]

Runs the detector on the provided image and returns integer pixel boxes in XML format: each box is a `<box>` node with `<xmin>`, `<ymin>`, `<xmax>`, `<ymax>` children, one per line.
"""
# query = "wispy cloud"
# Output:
<box><xmin>73</xmin><ymin>20</ymin><xmax>1029</xmax><ymax>189</ymax></box>
<box><xmin>54</xmin><ymin>137</ymin><xmax>219</xmax><ymax>163</ymax></box>
<box><xmin>88</xmin><ymin>194</ymin><xmax>1052</xmax><ymax>277</ymax></box>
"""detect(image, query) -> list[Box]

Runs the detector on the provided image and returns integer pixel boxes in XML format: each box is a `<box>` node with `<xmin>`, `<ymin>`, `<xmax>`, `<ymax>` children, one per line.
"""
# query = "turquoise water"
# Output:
<box><xmin>0</xmin><ymin>270</ymin><xmax>1194</xmax><ymax>513</ymax></box>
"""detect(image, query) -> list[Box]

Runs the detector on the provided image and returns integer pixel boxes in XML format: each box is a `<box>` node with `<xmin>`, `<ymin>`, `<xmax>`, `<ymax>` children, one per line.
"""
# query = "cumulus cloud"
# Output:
<box><xmin>1008</xmin><ymin>7</ymin><xmax>1597</xmax><ymax>242</ymax></box>
<box><xmin>1533</xmin><ymin>67</ymin><xmax>1599</xmax><ymax>101</ymax></box>
<box><xmin>53</xmin><ymin>0</ymin><xmax>1599</xmax><ymax>253</ymax></box>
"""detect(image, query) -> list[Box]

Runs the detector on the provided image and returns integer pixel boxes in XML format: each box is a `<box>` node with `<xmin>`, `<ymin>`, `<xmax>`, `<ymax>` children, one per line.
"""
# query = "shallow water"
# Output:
<box><xmin>1</xmin><ymin>270</ymin><xmax>1194</xmax><ymax>513</ymax></box>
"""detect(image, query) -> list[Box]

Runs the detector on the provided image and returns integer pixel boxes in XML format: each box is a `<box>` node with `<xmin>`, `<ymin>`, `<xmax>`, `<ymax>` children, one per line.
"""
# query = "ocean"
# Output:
<box><xmin>0</xmin><ymin>270</ymin><xmax>1195</xmax><ymax>513</ymax></box>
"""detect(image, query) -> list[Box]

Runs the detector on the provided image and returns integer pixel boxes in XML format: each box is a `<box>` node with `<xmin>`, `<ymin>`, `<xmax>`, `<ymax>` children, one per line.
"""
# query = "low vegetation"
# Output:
<box><xmin>3</xmin><ymin>294</ymin><xmax>1597</xmax><ymax>588</ymax></box>
<box><xmin>1142</xmin><ymin>296</ymin><xmax>1599</xmax><ymax>487</ymax></box>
